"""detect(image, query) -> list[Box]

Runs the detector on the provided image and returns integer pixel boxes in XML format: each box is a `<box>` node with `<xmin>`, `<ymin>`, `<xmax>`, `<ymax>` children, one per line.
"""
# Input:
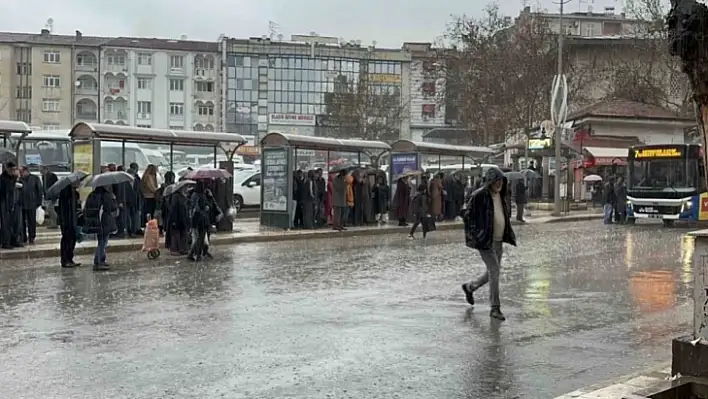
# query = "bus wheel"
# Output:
<box><xmin>663</xmin><ymin>219</ymin><xmax>675</xmax><ymax>227</ymax></box>
<box><xmin>626</xmin><ymin>217</ymin><xmax>635</xmax><ymax>225</ymax></box>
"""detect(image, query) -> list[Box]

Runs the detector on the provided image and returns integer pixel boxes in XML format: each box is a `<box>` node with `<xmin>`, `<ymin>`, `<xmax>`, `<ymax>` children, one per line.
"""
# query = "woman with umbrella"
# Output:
<box><xmin>187</xmin><ymin>180</ymin><xmax>211</xmax><ymax>261</ymax></box>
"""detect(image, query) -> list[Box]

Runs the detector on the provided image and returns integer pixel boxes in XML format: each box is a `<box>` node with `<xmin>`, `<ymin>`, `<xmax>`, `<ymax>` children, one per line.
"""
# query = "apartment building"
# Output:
<box><xmin>0</xmin><ymin>29</ymin><xmax>108</xmax><ymax>130</ymax></box>
<box><xmin>0</xmin><ymin>30</ymin><xmax>221</xmax><ymax>131</ymax></box>
<box><xmin>517</xmin><ymin>5</ymin><xmax>647</xmax><ymax>37</ymax></box>
<box><xmin>402</xmin><ymin>42</ymin><xmax>447</xmax><ymax>141</ymax></box>
<box><xmin>100</xmin><ymin>38</ymin><xmax>220</xmax><ymax>130</ymax></box>
<box><xmin>222</xmin><ymin>35</ymin><xmax>412</xmax><ymax>141</ymax></box>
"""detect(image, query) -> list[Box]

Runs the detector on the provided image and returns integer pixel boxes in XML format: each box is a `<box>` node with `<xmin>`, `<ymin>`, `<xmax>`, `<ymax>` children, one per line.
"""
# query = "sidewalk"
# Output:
<box><xmin>0</xmin><ymin>211</ymin><xmax>602</xmax><ymax>260</ymax></box>
<box><xmin>553</xmin><ymin>362</ymin><xmax>675</xmax><ymax>398</ymax></box>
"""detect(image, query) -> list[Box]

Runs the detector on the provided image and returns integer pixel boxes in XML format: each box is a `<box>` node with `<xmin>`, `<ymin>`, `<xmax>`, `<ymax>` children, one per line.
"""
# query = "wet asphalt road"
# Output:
<box><xmin>0</xmin><ymin>221</ymin><xmax>694</xmax><ymax>399</ymax></box>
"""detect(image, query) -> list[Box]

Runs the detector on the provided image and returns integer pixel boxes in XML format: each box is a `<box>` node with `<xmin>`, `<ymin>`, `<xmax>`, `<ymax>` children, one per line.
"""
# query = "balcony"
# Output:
<box><xmin>76</xmin><ymin>51</ymin><xmax>98</xmax><ymax>72</ymax></box>
<box><xmin>76</xmin><ymin>99</ymin><xmax>98</xmax><ymax>121</ymax></box>
<box><xmin>75</xmin><ymin>75</ymin><xmax>99</xmax><ymax>96</ymax></box>
<box><xmin>194</xmin><ymin>68</ymin><xmax>217</xmax><ymax>80</ymax></box>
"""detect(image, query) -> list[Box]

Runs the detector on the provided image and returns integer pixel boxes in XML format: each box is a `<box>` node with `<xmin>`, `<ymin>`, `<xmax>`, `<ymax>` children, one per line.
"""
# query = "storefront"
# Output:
<box><xmin>573</xmin><ymin>146</ymin><xmax>628</xmax><ymax>200</ymax></box>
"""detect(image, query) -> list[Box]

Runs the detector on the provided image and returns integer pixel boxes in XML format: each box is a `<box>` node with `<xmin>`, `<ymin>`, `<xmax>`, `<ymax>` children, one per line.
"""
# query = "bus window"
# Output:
<box><xmin>19</xmin><ymin>139</ymin><xmax>72</xmax><ymax>172</ymax></box>
<box><xmin>100</xmin><ymin>147</ymin><xmax>150</xmax><ymax>171</ymax></box>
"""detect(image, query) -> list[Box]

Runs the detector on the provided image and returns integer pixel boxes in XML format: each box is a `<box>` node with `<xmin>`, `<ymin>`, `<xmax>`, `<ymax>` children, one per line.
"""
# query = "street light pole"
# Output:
<box><xmin>551</xmin><ymin>0</ymin><xmax>571</xmax><ymax>216</ymax></box>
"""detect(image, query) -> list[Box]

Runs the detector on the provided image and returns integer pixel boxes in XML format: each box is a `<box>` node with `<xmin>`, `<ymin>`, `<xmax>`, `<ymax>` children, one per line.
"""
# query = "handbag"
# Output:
<box><xmin>422</xmin><ymin>214</ymin><xmax>436</xmax><ymax>233</ymax></box>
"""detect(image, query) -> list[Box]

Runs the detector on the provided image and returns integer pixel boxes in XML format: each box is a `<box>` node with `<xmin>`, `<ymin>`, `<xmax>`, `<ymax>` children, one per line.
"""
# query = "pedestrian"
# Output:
<box><xmin>161</xmin><ymin>171</ymin><xmax>176</xmax><ymax>248</ymax></box>
<box><xmin>429</xmin><ymin>172</ymin><xmax>444</xmax><ymax>222</ymax></box>
<box><xmin>187</xmin><ymin>181</ymin><xmax>210</xmax><ymax>262</ymax></box>
<box><xmin>315</xmin><ymin>168</ymin><xmax>326</xmax><ymax>227</ymax></box>
<box><xmin>141</xmin><ymin>164</ymin><xmax>159</xmax><ymax>223</ymax></box>
<box><xmin>58</xmin><ymin>181</ymin><xmax>81</xmax><ymax>268</ymax></box>
<box><xmin>0</xmin><ymin>162</ymin><xmax>20</xmax><ymax>249</ymax></box>
<box><xmin>332</xmin><ymin>169</ymin><xmax>348</xmax><ymax>231</ymax></box>
<box><xmin>14</xmin><ymin>172</ymin><xmax>24</xmax><ymax>247</ymax></box>
<box><xmin>408</xmin><ymin>183</ymin><xmax>431</xmax><ymax>239</ymax></box>
<box><xmin>83</xmin><ymin>186</ymin><xmax>118</xmax><ymax>271</ymax></box>
<box><xmin>40</xmin><ymin>165</ymin><xmax>59</xmax><ymax>228</ymax></box>
<box><xmin>20</xmin><ymin>166</ymin><xmax>42</xmax><ymax>244</ymax></box>
<box><xmin>373</xmin><ymin>174</ymin><xmax>390</xmax><ymax>224</ymax></box>
<box><xmin>127</xmin><ymin>163</ymin><xmax>142</xmax><ymax>236</ymax></box>
<box><xmin>615</xmin><ymin>177</ymin><xmax>627</xmax><ymax>224</ymax></box>
<box><xmin>202</xmin><ymin>188</ymin><xmax>223</xmax><ymax>259</ymax></box>
<box><xmin>345</xmin><ymin>172</ymin><xmax>355</xmax><ymax>226</ymax></box>
<box><xmin>393</xmin><ymin>176</ymin><xmax>411</xmax><ymax>226</ymax></box>
<box><xmin>514</xmin><ymin>179</ymin><xmax>527</xmax><ymax>223</ymax></box>
<box><xmin>302</xmin><ymin>170</ymin><xmax>316</xmax><ymax>229</ymax></box>
<box><xmin>168</xmin><ymin>185</ymin><xmax>190</xmax><ymax>256</ymax></box>
<box><xmin>461</xmin><ymin>167</ymin><xmax>516</xmax><ymax>321</ymax></box>
<box><xmin>602</xmin><ymin>178</ymin><xmax>616</xmax><ymax>224</ymax></box>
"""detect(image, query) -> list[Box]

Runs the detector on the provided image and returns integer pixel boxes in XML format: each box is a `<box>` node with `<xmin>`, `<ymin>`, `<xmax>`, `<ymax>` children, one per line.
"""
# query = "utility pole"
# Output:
<box><xmin>551</xmin><ymin>0</ymin><xmax>571</xmax><ymax>216</ymax></box>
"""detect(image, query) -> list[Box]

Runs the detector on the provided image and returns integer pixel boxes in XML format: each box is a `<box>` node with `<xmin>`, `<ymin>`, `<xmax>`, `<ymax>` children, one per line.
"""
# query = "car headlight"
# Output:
<box><xmin>626</xmin><ymin>200</ymin><xmax>632</xmax><ymax>209</ymax></box>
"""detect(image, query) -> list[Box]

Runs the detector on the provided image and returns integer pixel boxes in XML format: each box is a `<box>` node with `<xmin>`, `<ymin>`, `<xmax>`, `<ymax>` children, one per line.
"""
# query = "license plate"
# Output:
<box><xmin>648</xmin><ymin>214</ymin><xmax>663</xmax><ymax>219</ymax></box>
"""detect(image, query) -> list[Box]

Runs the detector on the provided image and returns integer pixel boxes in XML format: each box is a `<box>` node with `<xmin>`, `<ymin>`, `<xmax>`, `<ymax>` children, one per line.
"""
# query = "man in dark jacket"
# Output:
<box><xmin>40</xmin><ymin>165</ymin><xmax>59</xmax><ymax>228</ymax></box>
<box><xmin>0</xmin><ymin>162</ymin><xmax>20</xmax><ymax>249</ymax></box>
<box><xmin>332</xmin><ymin>169</ymin><xmax>348</xmax><ymax>231</ymax></box>
<box><xmin>461</xmin><ymin>167</ymin><xmax>517</xmax><ymax>321</ymax></box>
<box><xmin>514</xmin><ymin>179</ymin><xmax>527</xmax><ymax>223</ymax></box>
<box><xmin>58</xmin><ymin>182</ymin><xmax>81</xmax><ymax>268</ymax></box>
<box><xmin>20</xmin><ymin>166</ymin><xmax>43</xmax><ymax>244</ymax></box>
<box><xmin>602</xmin><ymin>178</ymin><xmax>616</xmax><ymax>224</ymax></box>
<box><xmin>127</xmin><ymin>162</ymin><xmax>142</xmax><ymax>236</ymax></box>
<box><xmin>314</xmin><ymin>168</ymin><xmax>326</xmax><ymax>226</ymax></box>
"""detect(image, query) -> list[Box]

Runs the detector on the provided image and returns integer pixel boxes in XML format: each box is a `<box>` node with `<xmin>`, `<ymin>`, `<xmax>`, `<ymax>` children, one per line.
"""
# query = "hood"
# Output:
<box><xmin>484</xmin><ymin>167</ymin><xmax>509</xmax><ymax>196</ymax></box>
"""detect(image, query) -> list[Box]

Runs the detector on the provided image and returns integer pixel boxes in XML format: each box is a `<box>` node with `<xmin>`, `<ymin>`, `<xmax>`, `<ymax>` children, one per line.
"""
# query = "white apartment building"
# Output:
<box><xmin>99</xmin><ymin>38</ymin><xmax>220</xmax><ymax>131</ymax></box>
<box><xmin>402</xmin><ymin>42</ymin><xmax>447</xmax><ymax>141</ymax></box>
<box><xmin>517</xmin><ymin>5</ymin><xmax>647</xmax><ymax>37</ymax></box>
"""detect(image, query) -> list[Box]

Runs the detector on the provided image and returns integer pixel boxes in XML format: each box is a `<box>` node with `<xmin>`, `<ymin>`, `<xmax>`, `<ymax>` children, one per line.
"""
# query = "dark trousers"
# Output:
<box><xmin>143</xmin><ymin>198</ymin><xmax>157</xmax><ymax>224</ymax></box>
<box><xmin>60</xmin><ymin>225</ymin><xmax>76</xmax><ymax>265</ymax></box>
<box><xmin>189</xmin><ymin>227</ymin><xmax>207</xmax><ymax>258</ymax></box>
<box><xmin>333</xmin><ymin>206</ymin><xmax>347</xmax><ymax>229</ymax></box>
<box><xmin>294</xmin><ymin>201</ymin><xmax>304</xmax><ymax>228</ymax></box>
<box><xmin>22</xmin><ymin>209</ymin><xmax>37</xmax><ymax>242</ymax></box>
<box><xmin>116</xmin><ymin>206</ymin><xmax>126</xmax><ymax>235</ymax></box>
<box><xmin>409</xmin><ymin>219</ymin><xmax>428</xmax><ymax>238</ymax></box>
<box><xmin>302</xmin><ymin>201</ymin><xmax>314</xmax><ymax>229</ymax></box>
<box><xmin>516</xmin><ymin>203</ymin><xmax>525</xmax><ymax>221</ymax></box>
<box><xmin>1</xmin><ymin>207</ymin><xmax>17</xmax><ymax>246</ymax></box>
<box><xmin>170</xmin><ymin>228</ymin><xmax>188</xmax><ymax>253</ymax></box>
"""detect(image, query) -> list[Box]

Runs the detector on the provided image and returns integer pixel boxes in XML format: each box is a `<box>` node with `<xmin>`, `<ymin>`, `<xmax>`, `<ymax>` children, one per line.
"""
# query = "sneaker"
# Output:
<box><xmin>461</xmin><ymin>284</ymin><xmax>475</xmax><ymax>306</ymax></box>
<box><xmin>407</xmin><ymin>235</ymin><xmax>414</xmax><ymax>239</ymax></box>
<box><xmin>490</xmin><ymin>308</ymin><xmax>506</xmax><ymax>321</ymax></box>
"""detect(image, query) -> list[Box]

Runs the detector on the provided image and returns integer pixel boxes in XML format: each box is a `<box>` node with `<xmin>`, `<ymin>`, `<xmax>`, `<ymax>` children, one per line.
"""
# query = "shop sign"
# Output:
<box><xmin>268</xmin><ymin>113</ymin><xmax>316</xmax><ymax>126</ymax></box>
<box><xmin>528</xmin><ymin>138</ymin><xmax>552</xmax><ymax>150</ymax></box>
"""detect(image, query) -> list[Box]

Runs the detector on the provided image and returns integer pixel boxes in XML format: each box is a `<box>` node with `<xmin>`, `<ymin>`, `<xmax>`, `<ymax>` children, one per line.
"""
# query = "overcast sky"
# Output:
<box><xmin>2</xmin><ymin>0</ymin><xmax>624</xmax><ymax>48</ymax></box>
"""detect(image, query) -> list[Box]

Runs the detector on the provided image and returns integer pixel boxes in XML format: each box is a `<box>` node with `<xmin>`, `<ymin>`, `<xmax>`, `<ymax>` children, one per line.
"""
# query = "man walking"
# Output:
<box><xmin>514</xmin><ymin>179</ymin><xmax>527</xmax><ymax>223</ymax></box>
<box><xmin>40</xmin><ymin>165</ymin><xmax>59</xmax><ymax>228</ymax></box>
<box><xmin>461</xmin><ymin>167</ymin><xmax>516</xmax><ymax>321</ymax></box>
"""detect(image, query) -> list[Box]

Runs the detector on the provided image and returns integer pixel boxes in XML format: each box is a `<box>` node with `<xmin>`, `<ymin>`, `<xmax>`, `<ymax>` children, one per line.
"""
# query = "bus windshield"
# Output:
<box><xmin>629</xmin><ymin>158</ymin><xmax>696</xmax><ymax>190</ymax></box>
<box><xmin>18</xmin><ymin>138</ymin><xmax>72</xmax><ymax>172</ymax></box>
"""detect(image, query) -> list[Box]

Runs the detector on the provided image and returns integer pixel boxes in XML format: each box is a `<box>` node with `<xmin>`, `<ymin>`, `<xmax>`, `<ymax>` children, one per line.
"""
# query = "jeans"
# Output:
<box><xmin>128</xmin><ymin>206</ymin><xmax>141</xmax><ymax>234</ymax></box>
<box><xmin>94</xmin><ymin>234</ymin><xmax>109</xmax><ymax>265</ymax></box>
<box><xmin>470</xmin><ymin>241</ymin><xmax>504</xmax><ymax>309</ymax></box>
<box><xmin>603</xmin><ymin>203</ymin><xmax>613</xmax><ymax>224</ymax></box>
<box><xmin>333</xmin><ymin>206</ymin><xmax>347</xmax><ymax>229</ymax></box>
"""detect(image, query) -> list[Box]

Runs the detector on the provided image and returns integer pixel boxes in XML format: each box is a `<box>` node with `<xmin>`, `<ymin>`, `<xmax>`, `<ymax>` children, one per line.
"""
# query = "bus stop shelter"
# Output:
<box><xmin>259</xmin><ymin>132</ymin><xmax>390</xmax><ymax>229</ymax></box>
<box><xmin>68</xmin><ymin>123</ymin><xmax>246</xmax><ymax>231</ymax></box>
<box><xmin>0</xmin><ymin>120</ymin><xmax>32</xmax><ymax>153</ymax></box>
<box><xmin>388</xmin><ymin>139</ymin><xmax>494</xmax><ymax>180</ymax></box>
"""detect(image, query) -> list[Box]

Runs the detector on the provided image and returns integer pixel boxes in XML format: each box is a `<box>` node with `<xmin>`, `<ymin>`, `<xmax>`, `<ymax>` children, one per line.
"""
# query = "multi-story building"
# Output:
<box><xmin>517</xmin><ymin>5</ymin><xmax>648</xmax><ymax>37</ymax></box>
<box><xmin>0</xmin><ymin>29</ymin><xmax>108</xmax><ymax>130</ymax></box>
<box><xmin>221</xmin><ymin>35</ymin><xmax>411</xmax><ymax>141</ymax></box>
<box><xmin>402</xmin><ymin>42</ymin><xmax>447</xmax><ymax>141</ymax></box>
<box><xmin>98</xmin><ymin>37</ymin><xmax>220</xmax><ymax>131</ymax></box>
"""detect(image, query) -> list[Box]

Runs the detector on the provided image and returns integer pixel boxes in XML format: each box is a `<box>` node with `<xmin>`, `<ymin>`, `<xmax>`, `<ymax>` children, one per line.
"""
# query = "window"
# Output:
<box><xmin>76</xmin><ymin>53</ymin><xmax>96</xmax><ymax>66</ymax></box>
<box><xmin>169</xmin><ymin>79</ymin><xmax>184</xmax><ymax>91</ymax></box>
<box><xmin>198</xmin><ymin>104</ymin><xmax>214</xmax><ymax>115</ymax></box>
<box><xmin>422</xmin><ymin>81</ymin><xmax>436</xmax><ymax>96</ymax></box>
<box><xmin>16</xmin><ymin>62</ymin><xmax>31</xmax><ymax>75</ymax></box>
<box><xmin>137</xmin><ymin>78</ymin><xmax>152</xmax><ymax>89</ymax></box>
<box><xmin>43</xmin><ymin>51</ymin><xmax>61</xmax><ymax>63</ymax></box>
<box><xmin>100</xmin><ymin>147</ymin><xmax>149</xmax><ymax>171</ymax></box>
<box><xmin>195</xmin><ymin>81</ymin><xmax>214</xmax><ymax>92</ymax></box>
<box><xmin>169</xmin><ymin>126</ymin><xmax>183</xmax><ymax>130</ymax></box>
<box><xmin>195</xmin><ymin>57</ymin><xmax>215</xmax><ymax>69</ymax></box>
<box><xmin>137</xmin><ymin>101</ymin><xmax>152</xmax><ymax>115</ymax></box>
<box><xmin>422</xmin><ymin>104</ymin><xmax>436</xmax><ymax>119</ymax></box>
<box><xmin>137</xmin><ymin>53</ymin><xmax>152</xmax><ymax>65</ymax></box>
<box><xmin>585</xmin><ymin>24</ymin><xmax>595</xmax><ymax>37</ymax></box>
<box><xmin>137</xmin><ymin>124</ymin><xmax>151</xmax><ymax>128</ymax></box>
<box><xmin>43</xmin><ymin>75</ymin><xmax>61</xmax><ymax>87</ymax></box>
<box><xmin>19</xmin><ymin>137</ymin><xmax>71</xmax><ymax>172</ymax></box>
<box><xmin>170</xmin><ymin>102</ymin><xmax>184</xmax><ymax>116</ymax></box>
<box><xmin>170</xmin><ymin>55</ymin><xmax>184</xmax><ymax>68</ymax></box>
<box><xmin>16</xmin><ymin>87</ymin><xmax>31</xmax><ymax>98</ymax></box>
<box><xmin>105</xmin><ymin>102</ymin><xmax>114</xmax><ymax>113</ymax></box>
<box><xmin>107</xmin><ymin>54</ymin><xmax>126</xmax><ymax>65</ymax></box>
<box><xmin>41</xmin><ymin>124</ymin><xmax>60</xmax><ymax>131</ymax></box>
<box><xmin>42</xmin><ymin>99</ymin><xmax>60</xmax><ymax>112</ymax></box>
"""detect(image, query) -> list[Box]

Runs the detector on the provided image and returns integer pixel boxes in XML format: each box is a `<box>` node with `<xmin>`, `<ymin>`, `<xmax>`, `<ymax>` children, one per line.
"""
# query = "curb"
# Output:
<box><xmin>553</xmin><ymin>361</ymin><xmax>672</xmax><ymax>398</ymax></box>
<box><xmin>0</xmin><ymin>214</ymin><xmax>602</xmax><ymax>260</ymax></box>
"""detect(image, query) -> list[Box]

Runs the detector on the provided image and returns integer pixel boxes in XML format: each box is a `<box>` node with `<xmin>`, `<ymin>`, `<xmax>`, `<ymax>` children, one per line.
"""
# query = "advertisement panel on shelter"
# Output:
<box><xmin>262</xmin><ymin>148</ymin><xmax>289</xmax><ymax>212</ymax></box>
<box><xmin>391</xmin><ymin>153</ymin><xmax>418</xmax><ymax>177</ymax></box>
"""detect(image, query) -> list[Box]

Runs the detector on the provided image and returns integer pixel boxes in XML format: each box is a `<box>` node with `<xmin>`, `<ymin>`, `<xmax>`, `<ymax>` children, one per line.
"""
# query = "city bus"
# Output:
<box><xmin>626</xmin><ymin>143</ymin><xmax>705</xmax><ymax>226</ymax></box>
<box><xmin>8</xmin><ymin>130</ymin><xmax>73</xmax><ymax>178</ymax></box>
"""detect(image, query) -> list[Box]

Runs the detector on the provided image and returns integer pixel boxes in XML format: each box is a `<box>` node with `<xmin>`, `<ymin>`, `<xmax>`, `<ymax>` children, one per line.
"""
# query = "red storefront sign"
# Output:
<box><xmin>583</xmin><ymin>156</ymin><xmax>627</xmax><ymax>168</ymax></box>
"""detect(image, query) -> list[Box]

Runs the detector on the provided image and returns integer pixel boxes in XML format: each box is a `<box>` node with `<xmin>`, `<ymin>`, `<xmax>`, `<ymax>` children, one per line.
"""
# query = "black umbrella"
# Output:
<box><xmin>45</xmin><ymin>171</ymin><xmax>89</xmax><ymax>200</ymax></box>
<box><xmin>90</xmin><ymin>171</ymin><xmax>133</xmax><ymax>188</ymax></box>
<box><xmin>0</xmin><ymin>149</ymin><xmax>17</xmax><ymax>166</ymax></box>
<box><xmin>163</xmin><ymin>179</ymin><xmax>196</xmax><ymax>197</ymax></box>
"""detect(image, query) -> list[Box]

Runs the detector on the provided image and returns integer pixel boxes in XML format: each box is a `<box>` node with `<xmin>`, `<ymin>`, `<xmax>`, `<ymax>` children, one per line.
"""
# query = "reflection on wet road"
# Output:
<box><xmin>0</xmin><ymin>222</ymin><xmax>694</xmax><ymax>398</ymax></box>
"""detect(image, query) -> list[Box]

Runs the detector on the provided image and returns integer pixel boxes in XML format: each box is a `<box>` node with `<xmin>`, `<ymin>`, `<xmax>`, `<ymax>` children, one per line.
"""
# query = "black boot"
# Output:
<box><xmin>461</xmin><ymin>283</ymin><xmax>475</xmax><ymax>306</ymax></box>
<box><xmin>490</xmin><ymin>307</ymin><xmax>506</xmax><ymax>321</ymax></box>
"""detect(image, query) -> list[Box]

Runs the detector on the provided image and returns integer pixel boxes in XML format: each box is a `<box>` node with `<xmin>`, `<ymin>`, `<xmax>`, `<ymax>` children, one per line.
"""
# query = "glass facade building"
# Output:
<box><xmin>224</xmin><ymin>39</ymin><xmax>411</xmax><ymax>140</ymax></box>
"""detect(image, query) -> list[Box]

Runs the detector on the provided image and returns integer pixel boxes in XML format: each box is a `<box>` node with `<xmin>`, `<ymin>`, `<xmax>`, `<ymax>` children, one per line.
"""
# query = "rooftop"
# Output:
<box><xmin>567</xmin><ymin>99</ymin><xmax>694</xmax><ymax>122</ymax></box>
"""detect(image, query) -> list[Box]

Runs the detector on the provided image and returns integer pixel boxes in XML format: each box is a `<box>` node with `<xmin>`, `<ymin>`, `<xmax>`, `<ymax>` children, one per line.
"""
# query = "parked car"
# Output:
<box><xmin>233</xmin><ymin>170</ymin><xmax>261</xmax><ymax>211</ymax></box>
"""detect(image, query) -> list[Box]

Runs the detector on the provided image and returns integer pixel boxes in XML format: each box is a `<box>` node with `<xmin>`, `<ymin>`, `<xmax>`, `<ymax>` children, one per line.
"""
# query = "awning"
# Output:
<box><xmin>584</xmin><ymin>146</ymin><xmax>628</xmax><ymax>166</ymax></box>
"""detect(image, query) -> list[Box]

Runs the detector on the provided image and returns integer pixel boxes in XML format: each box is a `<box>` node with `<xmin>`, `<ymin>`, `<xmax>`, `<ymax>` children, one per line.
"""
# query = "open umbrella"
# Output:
<box><xmin>186</xmin><ymin>168</ymin><xmax>232</xmax><ymax>180</ymax></box>
<box><xmin>504</xmin><ymin>171</ymin><xmax>524</xmax><ymax>180</ymax></box>
<box><xmin>398</xmin><ymin>169</ymin><xmax>422</xmax><ymax>179</ymax></box>
<box><xmin>584</xmin><ymin>174</ymin><xmax>603</xmax><ymax>182</ymax></box>
<box><xmin>163</xmin><ymin>179</ymin><xmax>196</xmax><ymax>197</ymax></box>
<box><xmin>520</xmin><ymin>169</ymin><xmax>541</xmax><ymax>179</ymax></box>
<box><xmin>90</xmin><ymin>171</ymin><xmax>133</xmax><ymax>189</ymax></box>
<box><xmin>45</xmin><ymin>170</ymin><xmax>89</xmax><ymax>200</ymax></box>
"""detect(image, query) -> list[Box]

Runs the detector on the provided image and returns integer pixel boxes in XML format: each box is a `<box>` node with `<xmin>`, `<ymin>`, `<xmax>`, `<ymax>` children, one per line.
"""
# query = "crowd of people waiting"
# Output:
<box><xmin>0</xmin><ymin>160</ymin><xmax>225</xmax><ymax>271</ymax></box>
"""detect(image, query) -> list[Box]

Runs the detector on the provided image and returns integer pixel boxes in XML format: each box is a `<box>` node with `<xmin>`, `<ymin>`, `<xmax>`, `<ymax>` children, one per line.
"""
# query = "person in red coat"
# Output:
<box><xmin>325</xmin><ymin>172</ymin><xmax>334</xmax><ymax>225</ymax></box>
<box><xmin>394</xmin><ymin>176</ymin><xmax>411</xmax><ymax>226</ymax></box>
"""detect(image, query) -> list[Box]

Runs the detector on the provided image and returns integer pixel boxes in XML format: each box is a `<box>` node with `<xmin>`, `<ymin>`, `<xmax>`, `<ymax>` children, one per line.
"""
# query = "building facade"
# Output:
<box><xmin>222</xmin><ymin>35</ymin><xmax>411</xmax><ymax>141</ymax></box>
<box><xmin>518</xmin><ymin>5</ymin><xmax>647</xmax><ymax>37</ymax></box>
<box><xmin>402</xmin><ymin>42</ymin><xmax>447</xmax><ymax>141</ymax></box>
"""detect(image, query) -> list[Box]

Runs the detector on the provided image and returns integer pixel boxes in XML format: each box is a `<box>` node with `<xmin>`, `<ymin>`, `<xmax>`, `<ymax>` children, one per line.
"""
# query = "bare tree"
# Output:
<box><xmin>432</xmin><ymin>4</ymin><xmax>571</xmax><ymax>144</ymax></box>
<box><xmin>322</xmin><ymin>74</ymin><xmax>405</xmax><ymax>143</ymax></box>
